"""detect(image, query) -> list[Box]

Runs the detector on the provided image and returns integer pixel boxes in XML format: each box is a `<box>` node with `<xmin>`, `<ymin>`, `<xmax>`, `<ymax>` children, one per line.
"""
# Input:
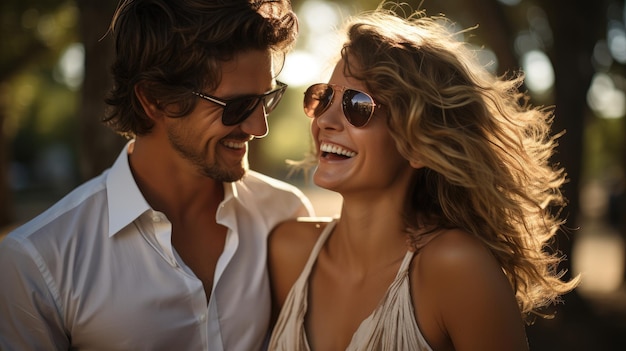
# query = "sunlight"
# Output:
<box><xmin>574</xmin><ymin>229</ymin><xmax>625</xmax><ymax>295</ymax></box>
<box><xmin>497</xmin><ymin>0</ymin><xmax>521</xmax><ymax>6</ymax></box>
<box><xmin>608</xmin><ymin>20</ymin><xmax>626</xmax><ymax>64</ymax></box>
<box><xmin>587</xmin><ymin>73</ymin><xmax>626</xmax><ymax>119</ymax></box>
<box><xmin>300</xmin><ymin>0</ymin><xmax>342</xmax><ymax>37</ymax></box>
<box><xmin>593</xmin><ymin>40</ymin><xmax>613</xmax><ymax>69</ymax></box>
<box><xmin>573</xmin><ymin>181</ymin><xmax>625</xmax><ymax>295</ymax></box>
<box><xmin>280</xmin><ymin>51</ymin><xmax>323</xmax><ymax>87</ymax></box>
<box><xmin>279</xmin><ymin>0</ymin><xmax>347</xmax><ymax>88</ymax></box>
<box><xmin>474</xmin><ymin>47</ymin><xmax>499</xmax><ymax>74</ymax></box>
<box><xmin>521</xmin><ymin>50</ymin><xmax>554</xmax><ymax>94</ymax></box>
<box><xmin>56</xmin><ymin>43</ymin><xmax>84</xmax><ymax>90</ymax></box>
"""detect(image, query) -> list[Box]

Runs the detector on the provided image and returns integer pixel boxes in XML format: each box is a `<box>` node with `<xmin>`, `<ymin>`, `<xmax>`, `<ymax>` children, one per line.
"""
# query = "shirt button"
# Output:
<box><xmin>198</xmin><ymin>314</ymin><xmax>206</xmax><ymax>323</ymax></box>
<box><xmin>152</xmin><ymin>214</ymin><xmax>161</xmax><ymax>222</ymax></box>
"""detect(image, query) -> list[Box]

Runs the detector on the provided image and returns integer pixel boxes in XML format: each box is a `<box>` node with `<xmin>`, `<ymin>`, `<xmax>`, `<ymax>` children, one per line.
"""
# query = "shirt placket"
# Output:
<box><xmin>138</xmin><ymin>210</ymin><xmax>211</xmax><ymax>350</ymax></box>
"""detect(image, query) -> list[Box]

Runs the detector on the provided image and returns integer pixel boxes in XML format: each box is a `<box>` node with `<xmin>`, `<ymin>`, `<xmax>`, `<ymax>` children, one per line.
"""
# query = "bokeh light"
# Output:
<box><xmin>587</xmin><ymin>73</ymin><xmax>626</xmax><ymax>119</ymax></box>
<box><xmin>521</xmin><ymin>49</ymin><xmax>554</xmax><ymax>94</ymax></box>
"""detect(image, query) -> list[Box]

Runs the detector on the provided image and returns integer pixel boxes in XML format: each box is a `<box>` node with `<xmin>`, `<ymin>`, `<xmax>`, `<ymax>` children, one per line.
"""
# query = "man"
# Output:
<box><xmin>0</xmin><ymin>1</ymin><xmax>313</xmax><ymax>350</ymax></box>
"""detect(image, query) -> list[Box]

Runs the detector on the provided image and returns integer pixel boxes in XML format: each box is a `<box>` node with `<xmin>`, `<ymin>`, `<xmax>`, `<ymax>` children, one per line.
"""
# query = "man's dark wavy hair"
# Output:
<box><xmin>103</xmin><ymin>0</ymin><xmax>298</xmax><ymax>138</ymax></box>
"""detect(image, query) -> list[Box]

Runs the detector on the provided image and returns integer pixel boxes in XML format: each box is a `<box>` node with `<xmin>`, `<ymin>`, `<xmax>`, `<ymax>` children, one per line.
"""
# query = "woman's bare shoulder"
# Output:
<box><xmin>419</xmin><ymin>229</ymin><xmax>495</xmax><ymax>268</ymax></box>
<box><xmin>270</xmin><ymin>216</ymin><xmax>334</xmax><ymax>251</ymax></box>
<box><xmin>413</xmin><ymin>228</ymin><xmax>507</xmax><ymax>294</ymax></box>
<box><xmin>411</xmin><ymin>228</ymin><xmax>527</xmax><ymax>350</ymax></box>
<box><xmin>268</xmin><ymin>217</ymin><xmax>335</xmax><ymax>309</ymax></box>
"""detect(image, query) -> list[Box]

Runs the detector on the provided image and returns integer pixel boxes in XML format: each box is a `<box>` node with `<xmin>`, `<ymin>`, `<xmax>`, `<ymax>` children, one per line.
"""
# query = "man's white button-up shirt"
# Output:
<box><xmin>0</xmin><ymin>142</ymin><xmax>314</xmax><ymax>351</ymax></box>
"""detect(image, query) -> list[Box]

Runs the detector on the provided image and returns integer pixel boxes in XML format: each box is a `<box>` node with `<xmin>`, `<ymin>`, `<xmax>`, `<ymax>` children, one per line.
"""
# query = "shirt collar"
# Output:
<box><xmin>224</xmin><ymin>179</ymin><xmax>237</xmax><ymax>202</ymax></box>
<box><xmin>106</xmin><ymin>140</ymin><xmax>151</xmax><ymax>237</ymax></box>
<box><xmin>216</xmin><ymin>178</ymin><xmax>237</xmax><ymax>227</ymax></box>
<box><xmin>105</xmin><ymin>142</ymin><xmax>250</xmax><ymax>236</ymax></box>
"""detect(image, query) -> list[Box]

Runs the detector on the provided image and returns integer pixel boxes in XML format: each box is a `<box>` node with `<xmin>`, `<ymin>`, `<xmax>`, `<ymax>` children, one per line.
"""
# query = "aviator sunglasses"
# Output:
<box><xmin>303</xmin><ymin>83</ymin><xmax>380</xmax><ymax>127</ymax></box>
<box><xmin>192</xmin><ymin>81</ymin><xmax>288</xmax><ymax>126</ymax></box>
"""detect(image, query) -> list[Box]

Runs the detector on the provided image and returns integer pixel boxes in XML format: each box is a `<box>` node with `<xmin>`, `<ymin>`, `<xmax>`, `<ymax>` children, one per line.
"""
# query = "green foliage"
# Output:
<box><xmin>0</xmin><ymin>1</ymin><xmax>78</xmax><ymax>80</ymax></box>
<box><xmin>583</xmin><ymin>116</ymin><xmax>626</xmax><ymax>181</ymax></box>
<box><xmin>1</xmin><ymin>0</ymin><xmax>81</xmax><ymax>193</ymax></box>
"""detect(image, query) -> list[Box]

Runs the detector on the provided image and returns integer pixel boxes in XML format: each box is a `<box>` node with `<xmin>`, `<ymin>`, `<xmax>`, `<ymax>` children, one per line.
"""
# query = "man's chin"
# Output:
<box><xmin>222</xmin><ymin>171</ymin><xmax>247</xmax><ymax>183</ymax></box>
<box><xmin>204</xmin><ymin>165</ymin><xmax>247</xmax><ymax>183</ymax></box>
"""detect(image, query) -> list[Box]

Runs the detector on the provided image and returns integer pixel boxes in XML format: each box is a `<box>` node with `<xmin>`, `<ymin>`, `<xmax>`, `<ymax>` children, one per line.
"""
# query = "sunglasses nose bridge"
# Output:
<box><xmin>313</xmin><ymin>86</ymin><xmax>348</xmax><ymax>129</ymax></box>
<box><xmin>330</xmin><ymin>84</ymin><xmax>346</xmax><ymax>102</ymax></box>
<box><xmin>304</xmin><ymin>83</ymin><xmax>376</xmax><ymax>128</ymax></box>
<box><xmin>322</xmin><ymin>84</ymin><xmax>347</xmax><ymax>116</ymax></box>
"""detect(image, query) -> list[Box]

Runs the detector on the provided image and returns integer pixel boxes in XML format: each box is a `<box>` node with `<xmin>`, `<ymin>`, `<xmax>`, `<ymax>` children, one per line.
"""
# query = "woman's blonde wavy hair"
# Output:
<box><xmin>321</xmin><ymin>3</ymin><xmax>580</xmax><ymax>321</ymax></box>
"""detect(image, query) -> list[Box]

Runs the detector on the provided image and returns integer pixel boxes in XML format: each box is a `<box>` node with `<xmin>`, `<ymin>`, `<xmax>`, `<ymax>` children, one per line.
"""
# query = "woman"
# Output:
<box><xmin>268</xmin><ymin>5</ymin><xmax>579</xmax><ymax>350</ymax></box>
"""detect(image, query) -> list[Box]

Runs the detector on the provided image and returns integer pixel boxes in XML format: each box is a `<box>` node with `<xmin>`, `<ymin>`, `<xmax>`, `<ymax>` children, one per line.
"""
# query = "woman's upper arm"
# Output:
<box><xmin>268</xmin><ymin>220</ymin><xmax>303</xmax><ymax>307</ymax></box>
<box><xmin>268</xmin><ymin>219</ymin><xmax>326</xmax><ymax>314</ymax></box>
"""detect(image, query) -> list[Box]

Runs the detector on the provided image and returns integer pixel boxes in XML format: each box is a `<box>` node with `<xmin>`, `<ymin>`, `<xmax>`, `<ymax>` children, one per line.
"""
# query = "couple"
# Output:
<box><xmin>0</xmin><ymin>1</ymin><xmax>578</xmax><ymax>350</ymax></box>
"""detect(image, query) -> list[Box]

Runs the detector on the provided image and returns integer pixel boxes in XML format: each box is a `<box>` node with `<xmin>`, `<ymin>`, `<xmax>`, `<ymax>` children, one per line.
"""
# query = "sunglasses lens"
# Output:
<box><xmin>303</xmin><ymin>84</ymin><xmax>377</xmax><ymax>127</ymax></box>
<box><xmin>264</xmin><ymin>85</ymin><xmax>286</xmax><ymax>114</ymax></box>
<box><xmin>343</xmin><ymin>90</ymin><xmax>375</xmax><ymax>127</ymax></box>
<box><xmin>221</xmin><ymin>84</ymin><xmax>287</xmax><ymax>125</ymax></box>
<box><xmin>222</xmin><ymin>97</ymin><xmax>258</xmax><ymax>126</ymax></box>
<box><xmin>304</xmin><ymin>84</ymin><xmax>334</xmax><ymax>118</ymax></box>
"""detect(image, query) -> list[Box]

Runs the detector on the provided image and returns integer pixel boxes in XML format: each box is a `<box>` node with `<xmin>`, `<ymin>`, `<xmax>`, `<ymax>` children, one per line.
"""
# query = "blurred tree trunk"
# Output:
<box><xmin>76</xmin><ymin>0</ymin><xmax>125</xmax><ymax>181</ymax></box>
<box><xmin>525</xmin><ymin>8</ymin><xmax>610</xmax><ymax>350</ymax></box>
<box><xmin>543</xmin><ymin>0</ymin><xmax>605</xmax><ymax>282</ymax></box>
<box><xmin>0</xmin><ymin>99</ymin><xmax>13</xmax><ymax>228</ymax></box>
<box><xmin>0</xmin><ymin>4</ymin><xmax>50</xmax><ymax>228</ymax></box>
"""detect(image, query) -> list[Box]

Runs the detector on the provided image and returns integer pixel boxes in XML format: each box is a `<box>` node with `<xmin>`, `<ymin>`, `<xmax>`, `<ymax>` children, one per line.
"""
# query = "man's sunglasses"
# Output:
<box><xmin>192</xmin><ymin>81</ymin><xmax>288</xmax><ymax>126</ymax></box>
<box><xmin>303</xmin><ymin>83</ymin><xmax>380</xmax><ymax>128</ymax></box>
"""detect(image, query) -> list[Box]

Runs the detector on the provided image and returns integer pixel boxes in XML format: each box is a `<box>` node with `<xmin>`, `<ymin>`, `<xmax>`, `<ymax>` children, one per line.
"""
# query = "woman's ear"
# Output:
<box><xmin>409</xmin><ymin>159</ymin><xmax>424</xmax><ymax>169</ymax></box>
<box><xmin>134</xmin><ymin>82</ymin><xmax>162</xmax><ymax>120</ymax></box>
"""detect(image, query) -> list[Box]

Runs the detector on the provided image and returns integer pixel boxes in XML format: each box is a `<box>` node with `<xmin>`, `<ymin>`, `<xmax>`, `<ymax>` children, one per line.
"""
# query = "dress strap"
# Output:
<box><xmin>296</xmin><ymin>218</ymin><xmax>338</xmax><ymax>279</ymax></box>
<box><xmin>395</xmin><ymin>250</ymin><xmax>415</xmax><ymax>278</ymax></box>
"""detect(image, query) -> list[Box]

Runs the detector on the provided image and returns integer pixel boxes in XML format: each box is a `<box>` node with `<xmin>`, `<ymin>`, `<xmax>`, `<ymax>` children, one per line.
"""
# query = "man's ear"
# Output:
<box><xmin>134</xmin><ymin>82</ymin><xmax>162</xmax><ymax>120</ymax></box>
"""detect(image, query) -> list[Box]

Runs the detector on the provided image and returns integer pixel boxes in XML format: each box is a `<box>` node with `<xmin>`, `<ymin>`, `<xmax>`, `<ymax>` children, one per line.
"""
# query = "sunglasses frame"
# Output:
<box><xmin>193</xmin><ymin>81</ymin><xmax>288</xmax><ymax>126</ymax></box>
<box><xmin>303</xmin><ymin>83</ymin><xmax>380</xmax><ymax>128</ymax></box>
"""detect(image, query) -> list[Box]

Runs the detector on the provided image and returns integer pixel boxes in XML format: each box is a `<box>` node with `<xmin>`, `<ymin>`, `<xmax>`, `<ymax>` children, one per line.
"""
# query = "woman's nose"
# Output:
<box><xmin>315</xmin><ymin>95</ymin><xmax>344</xmax><ymax>130</ymax></box>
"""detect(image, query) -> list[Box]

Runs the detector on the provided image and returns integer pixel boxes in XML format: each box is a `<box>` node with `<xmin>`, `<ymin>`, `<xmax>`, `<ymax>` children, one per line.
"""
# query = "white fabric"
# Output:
<box><xmin>268</xmin><ymin>219</ymin><xmax>433</xmax><ymax>351</ymax></box>
<box><xmin>0</xmin><ymin>141</ymin><xmax>314</xmax><ymax>351</ymax></box>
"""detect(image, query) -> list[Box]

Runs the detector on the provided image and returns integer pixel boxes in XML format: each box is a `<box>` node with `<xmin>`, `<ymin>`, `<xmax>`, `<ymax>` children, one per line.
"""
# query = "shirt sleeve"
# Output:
<box><xmin>295</xmin><ymin>197</ymin><xmax>315</xmax><ymax>218</ymax></box>
<box><xmin>0</xmin><ymin>236</ymin><xmax>69</xmax><ymax>351</ymax></box>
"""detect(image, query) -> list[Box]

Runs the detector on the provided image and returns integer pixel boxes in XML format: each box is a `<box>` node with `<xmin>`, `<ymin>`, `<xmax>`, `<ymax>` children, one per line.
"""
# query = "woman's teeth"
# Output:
<box><xmin>320</xmin><ymin>143</ymin><xmax>356</xmax><ymax>158</ymax></box>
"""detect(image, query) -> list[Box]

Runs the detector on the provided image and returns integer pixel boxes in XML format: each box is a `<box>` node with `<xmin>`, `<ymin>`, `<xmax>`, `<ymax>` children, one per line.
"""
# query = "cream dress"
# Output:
<box><xmin>268</xmin><ymin>219</ymin><xmax>434</xmax><ymax>351</ymax></box>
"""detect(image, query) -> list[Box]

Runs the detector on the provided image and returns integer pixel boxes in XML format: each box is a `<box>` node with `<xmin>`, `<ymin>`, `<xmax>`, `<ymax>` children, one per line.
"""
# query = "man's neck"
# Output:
<box><xmin>128</xmin><ymin>137</ymin><xmax>225</xmax><ymax>222</ymax></box>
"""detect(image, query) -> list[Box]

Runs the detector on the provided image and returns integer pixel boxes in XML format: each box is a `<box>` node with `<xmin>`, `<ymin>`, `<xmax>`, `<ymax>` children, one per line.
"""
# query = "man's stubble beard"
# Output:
<box><xmin>167</xmin><ymin>130</ymin><xmax>248</xmax><ymax>183</ymax></box>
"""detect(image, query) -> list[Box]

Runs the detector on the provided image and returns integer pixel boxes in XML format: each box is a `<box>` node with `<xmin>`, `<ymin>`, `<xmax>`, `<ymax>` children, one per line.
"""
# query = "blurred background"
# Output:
<box><xmin>0</xmin><ymin>0</ymin><xmax>625</xmax><ymax>349</ymax></box>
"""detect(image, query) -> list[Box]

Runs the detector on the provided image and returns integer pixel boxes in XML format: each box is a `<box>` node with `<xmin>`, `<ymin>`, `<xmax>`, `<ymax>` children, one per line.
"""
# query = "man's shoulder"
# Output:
<box><xmin>239</xmin><ymin>170</ymin><xmax>306</xmax><ymax>196</ymax></box>
<box><xmin>5</xmin><ymin>172</ymin><xmax>109</xmax><ymax>244</ymax></box>
<box><xmin>235</xmin><ymin>171</ymin><xmax>314</xmax><ymax>217</ymax></box>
